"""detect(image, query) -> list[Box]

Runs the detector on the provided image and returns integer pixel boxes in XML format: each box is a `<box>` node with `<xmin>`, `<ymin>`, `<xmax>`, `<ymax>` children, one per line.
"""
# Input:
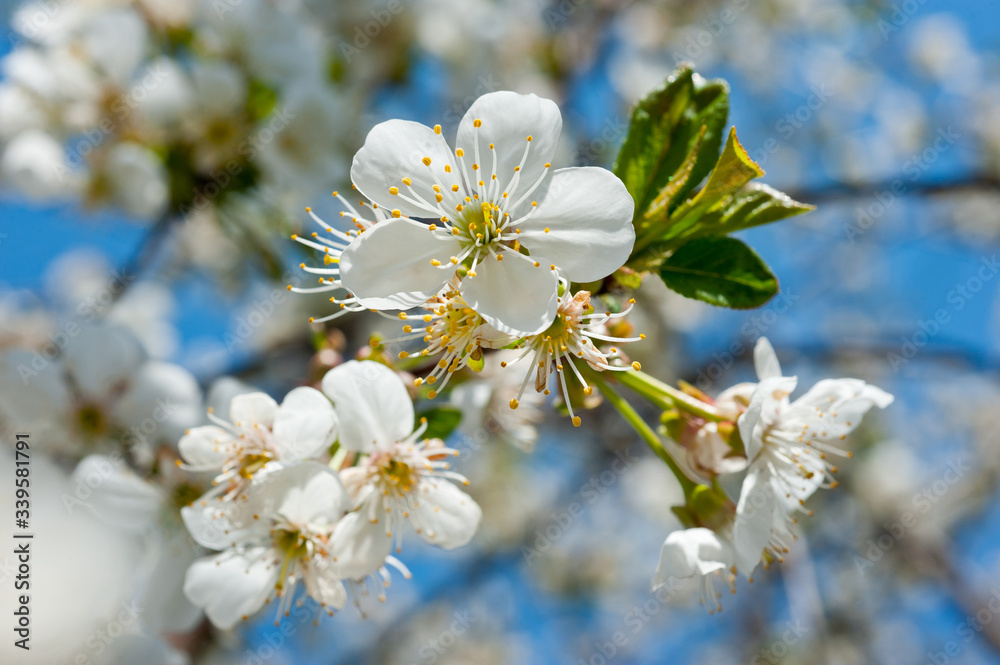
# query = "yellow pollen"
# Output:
<box><xmin>452</xmin><ymin>184</ymin><xmax>460</xmax><ymax>192</ymax></box>
<box><xmin>332</xmin><ymin>191</ymin><xmax>339</xmax><ymax>196</ymax></box>
<box><xmin>430</xmin><ymin>259</ymin><xmax>441</xmax><ymax>266</ymax></box>
<box><xmin>489</xmin><ymin>143</ymin><xmax>494</xmax><ymax>149</ymax></box>
<box><xmin>632</xmin><ymin>362</ymin><xmax>642</xmax><ymax>370</ymax></box>
<box><xmin>429</xmin><ymin>224</ymin><xmax>437</xmax><ymax>231</ymax></box>
<box><xmin>422</xmin><ymin>156</ymin><xmax>432</xmax><ymax>166</ymax></box>
<box><xmin>456</xmin><ymin>148</ymin><xmax>464</xmax><ymax>157</ymax></box>
<box><xmin>509</xmin><ymin>398</ymin><xmax>519</xmax><ymax>409</ymax></box>
<box><xmin>389</xmin><ymin>187</ymin><xmax>399</xmax><ymax>195</ymax></box>
<box><xmin>544</xmin><ymin>227</ymin><xmax>550</xmax><ymax>233</ymax></box>
<box><xmin>433</xmin><ymin>124</ymin><xmax>442</xmax><ymax>134</ymax></box>
<box><xmin>572</xmin><ymin>416</ymin><xmax>581</xmax><ymax>427</ymax></box>
<box><xmin>472</xmin><ymin>164</ymin><xmax>479</xmax><ymax>171</ymax></box>
<box><xmin>428</xmin><ymin>390</ymin><xmax>438</xmax><ymax>399</ymax></box>
<box><xmin>533</xmin><ymin>261</ymin><xmax>540</xmax><ymax>267</ymax></box>
<box><xmin>290</xmin><ymin>234</ymin><xmax>298</xmax><ymax>239</ymax></box>
<box><xmin>399</xmin><ymin>313</ymin><xmax>408</xmax><ymax>320</ymax></box>
<box><xmin>544</xmin><ymin>162</ymin><xmax>551</xmax><ymax>168</ymax></box>
<box><xmin>473</xmin><ymin>118</ymin><xmax>482</xmax><ymax>128</ymax></box>
<box><xmin>584</xmin><ymin>386</ymin><xmax>593</xmax><ymax>396</ymax></box>
<box><xmin>445</xmin><ymin>164</ymin><xmax>452</xmax><ymax>172</ymax></box>
<box><xmin>402</xmin><ymin>177</ymin><xmax>412</xmax><ymax>186</ymax></box>
<box><xmin>398</xmin><ymin>351</ymin><xmax>409</xmax><ymax>359</ymax></box>
<box><xmin>392</xmin><ymin>209</ymin><xmax>401</xmax><ymax>218</ymax></box>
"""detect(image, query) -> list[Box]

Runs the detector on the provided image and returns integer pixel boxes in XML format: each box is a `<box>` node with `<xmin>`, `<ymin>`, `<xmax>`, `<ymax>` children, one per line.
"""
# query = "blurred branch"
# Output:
<box><xmin>110</xmin><ymin>210</ymin><xmax>176</xmax><ymax>304</ymax></box>
<box><xmin>784</xmin><ymin>174</ymin><xmax>1000</xmax><ymax>205</ymax></box>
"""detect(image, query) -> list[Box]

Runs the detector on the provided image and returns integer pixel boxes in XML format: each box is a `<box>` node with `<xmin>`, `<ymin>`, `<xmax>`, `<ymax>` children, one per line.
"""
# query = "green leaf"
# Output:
<box><xmin>661</xmin><ymin>127</ymin><xmax>764</xmax><ymax>243</ymax></box>
<box><xmin>415</xmin><ymin>407</ymin><xmax>463</xmax><ymax>441</ymax></box>
<box><xmin>659</xmin><ymin>236</ymin><xmax>778</xmax><ymax>309</ymax></box>
<box><xmin>613</xmin><ymin>66</ymin><xmax>729</xmax><ymax>219</ymax></box>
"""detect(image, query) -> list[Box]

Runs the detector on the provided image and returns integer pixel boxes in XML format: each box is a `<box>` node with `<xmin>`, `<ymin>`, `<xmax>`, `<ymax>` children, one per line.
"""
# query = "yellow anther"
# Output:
<box><xmin>433</xmin><ymin>124</ymin><xmax>442</xmax><ymax>134</ymax></box>
<box><xmin>509</xmin><ymin>398</ymin><xmax>519</xmax><ymax>409</ymax></box>
<box><xmin>422</xmin><ymin>156</ymin><xmax>432</xmax><ymax>166</ymax></box>
<box><xmin>632</xmin><ymin>362</ymin><xmax>642</xmax><ymax>370</ymax></box>
<box><xmin>472</xmin><ymin>163</ymin><xmax>479</xmax><ymax>171</ymax></box>
<box><xmin>473</xmin><ymin>118</ymin><xmax>482</xmax><ymax>128</ymax></box>
<box><xmin>572</xmin><ymin>416</ymin><xmax>581</xmax><ymax>427</ymax></box>
<box><xmin>456</xmin><ymin>148</ymin><xmax>464</xmax><ymax>157</ymax></box>
<box><xmin>429</xmin><ymin>224</ymin><xmax>437</xmax><ymax>231</ymax></box>
<box><xmin>392</xmin><ymin>209</ymin><xmax>401</xmax><ymax>218</ymax></box>
<box><xmin>544</xmin><ymin>227</ymin><xmax>550</xmax><ymax>233</ymax></box>
<box><xmin>452</xmin><ymin>184</ymin><xmax>460</xmax><ymax>192</ymax></box>
<box><xmin>526</xmin><ymin>135</ymin><xmax>533</xmax><ymax>141</ymax></box>
<box><xmin>389</xmin><ymin>187</ymin><xmax>399</xmax><ymax>195</ymax></box>
<box><xmin>428</xmin><ymin>390</ymin><xmax>438</xmax><ymax>399</ymax></box>
<box><xmin>399</xmin><ymin>313</ymin><xmax>408</xmax><ymax>320</ymax></box>
<box><xmin>398</xmin><ymin>351</ymin><xmax>409</xmax><ymax>359</ymax></box>
<box><xmin>444</xmin><ymin>164</ymin><xmax>452</xmax><ymax>173</ymax></box>
<box><xmin>430</xmin><ymin>259</ymin><xmax>441</xmax><ymax>266</ymax></box>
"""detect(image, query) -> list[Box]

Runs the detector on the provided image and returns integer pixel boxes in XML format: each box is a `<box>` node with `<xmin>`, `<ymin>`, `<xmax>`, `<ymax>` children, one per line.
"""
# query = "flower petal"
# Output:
<box><xmin>303</xmin><ymin>558</ymin><xmax>348</xmax><ymax>610</ymax></box>
<box><xmin>229</xmin><ymin>392</ymin><xmax>278</xmax><ymax>430</ymax></box>
<box><xmin>273</xmin><ymin>463</ymin><xmax>350</xmax><ymax>526</ymax></box>
<box><xmin>178</xmin><ymin>425</ymin><xmax>234</xmax><ymax>468</ymax></box>
<box><xmin>72</xmin><ymin>454</ymin><xmax>163</xmax><ymax>533</ymax></box>
<box><xmin>733</xmin><ymin>464</ymin><xmax>776</xmax><ymax>577</ymax></box>
<box><xmin>63</xmin><ymin>323</ymin><xmax>147</xmax><ymax>402</ymax></box>
<box><xmin>112</xmin><ymin>360</ymin><xmax>203</xmax><ymax>446</ymax></box>
<box><xmin>459</xmin><ymin>248</ymin><xmax>558</xmax><ymax>336</ymax></box>
<box><xmin>339</xmin><ymin>217</ymin><xmax>460</xmax><ymax>307</ymax></box>
<box><xmin>412</xmin><ymin>479</ymin><xmax>482</xmax><ymax>550</ymax></box>
<box><xmin>272</xmin><ymin>386</ymin><xmax>338</xmax><ymax>461</ymax></box>
<box><xmin>456</xmin><ymin>91</ymin><xmax>561</xmax><ymax>200</ymax></box>
<box><xmin>652</xmin><ymin>527</ymin><xmax>731</xmax><ymax>591</ymax></box>
<box><xmin>329</xmin><ymin>510</ymin><xmax>393</xmax><ymax>580</ymax></box>
<box><xmin>321</xmin><ymin>360</ymin><xmax>414</xmax><ymax>452</ymax></box>
<box><xmin>738</xmin><ymin>376</ymin><xmax>797</xmax><ymax>460</ymax></box>
<box><xmin>516</xmin><ymin>167</ymin><xmax>635</xmax><ymax>283</ymax></box>
<box><xmin>351</xmin><ymin>119</ymin><xmax>463</xmax><ymax>217</ymax></box>
<box><xmin>183</xmin><ymin>548</ymin><xmax>279</xmax><ymax>630</ymax></box>
<box><xmin>753</xmin><ymin>336</ymin><xmax>782</xmax><ymax>380</ymax></box>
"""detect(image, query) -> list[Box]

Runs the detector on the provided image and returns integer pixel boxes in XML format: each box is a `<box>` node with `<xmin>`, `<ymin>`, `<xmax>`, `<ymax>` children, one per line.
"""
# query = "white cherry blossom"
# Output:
<box><xmin>178</xmin><ymin>387</ymin><xmax>337</xmax><ymax>498</ymax></box>
<box><xmin>181</xmin><ymin>463</ymin><xmax>352</xmax><ymax>629</ymax></box>
<box><xmin>321</xmin><ymin>360</ymin><xmax>482</xmax><ymax>566</ymax></box>
<box><xmin>337</xmin><ymin>90</ymin><xmax>635</xmax><ymax>336</ymax></box>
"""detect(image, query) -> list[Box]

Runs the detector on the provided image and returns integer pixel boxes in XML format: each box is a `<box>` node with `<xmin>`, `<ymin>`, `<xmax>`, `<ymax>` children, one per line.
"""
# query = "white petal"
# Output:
<box><xmin>303</xmin><ymin>558</ymin><xmax>348</xmax><ymax>610</ymax></box>
<box><xmin>412</xmin><ymin>479</ymin><xmax>482</xmax><ymax>550</ymax></box>
<box><xmin>339</xmin><ymin>217</ymin><xmax>460</xmax><ymax>307</ymax></box>
<box><xmin>329</xmin><ymin>509</ymin><xmax>393</xmax><ymax>579</ymax></box>
<box><xmin>733</xmin><ymin>464</ymin><xmax>776</xmax><ymax>577</ymax></box>
<box><xmin>738</xmin><ymin>376</ymin><xmax>797</xmax><ymax>460</ymax></box>
<box><xmin>63</xmin><ymin>323</ymin><xmax>146</xmax><ymax>402</ymax></box>
<box><xmin>753</xmin><ymin>337</ymin><xmax>782</xmax><ymax>380</ymax></box>
<box><xmin>112</xmin><ymin>360</ymin><xmax>203</xmax><ymax>446</ymax></box>
<box><xmin>456</xmin><ymin>91</ymin><xmax>561</xmax><ymax>199</ymax></box>
<box><xmin>178</xmin><ymin>426</ymin><xmax>234</xmax><ymax>468</ymax></box>
<box><xmin>141</xmin><ymin>530</ymin><xmax>203</xmax><ymax>633</ymax></box>
<box><xmin>272</xmin><ymin>387</ymin><xmax>338</xmax><ymax>461</ymax></box>
<box><xmin>321</xmin><ymin>360</ymin><xmax>414</xmax><ymax>452</ymax></box>
<box><xmin>229</xmin><ymin>392</ymin><xmax>278</xmax><ymax>429</ymax></box>
<box><xmin>183</xmin><ymin>548</ymin><xmax>279</xmax><ymax>630</ymax></box>
<box><xmin>785</xmin><ymin>379</ymin><xmax>893</xmax><ymax>441</ymax></box>
<box><xmin>0</xmin><ymin>349</ymin><xmax>72</xmax><ymax>427</ymax></box>
<box><xmin>351</xmin><ymin>119</ymin><xmax>462</xmax><ymax>217</ymax></box>
<box><xmin>517</xmin><ymin>167</ymin><xmax>635</xmax><ymax>282</ymax></box>
<box><xmin>180</xmin><ymin>501</ymin><xmax>265</xmax><ymax>551</ymax></box>
<box><xmin>652</xmin><ymin>527</ymin><xmax>730</xmax><ymax>590</ymax></box>
<box><xmin>459</xmin><ymin>249</ymin><xmax>558</xmax><ymax>336</ymax></box>
<box><xmin>273</xmin><ymin>463</ymin><xmax>350</xmax><ymax>526</ymax></box>
<box><xmin>72</xmin><ymin>454</ymin><xmax>163</xmax><ymax>533</ymax></box>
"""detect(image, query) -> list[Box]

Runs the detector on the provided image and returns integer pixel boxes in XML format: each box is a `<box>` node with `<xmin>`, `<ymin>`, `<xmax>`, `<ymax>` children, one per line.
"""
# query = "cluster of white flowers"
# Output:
<box><xmin>0</xmin><ymin>0</ymin><xmax>345</xmax><ymax>222</ymax></box>
<box><xmin>176</xmin><ymin>360</ymin><xmax>481</xmax><ymax>629</ymax></box>
<box><xmin>651</xmin><ymin>338</ymin><xmax>893</xmax><ymax>611</ymax></box>
<box><xmin>294</xmin><ymin>90</ymin><xmax>643</xmax><ymax>427</ymax></box>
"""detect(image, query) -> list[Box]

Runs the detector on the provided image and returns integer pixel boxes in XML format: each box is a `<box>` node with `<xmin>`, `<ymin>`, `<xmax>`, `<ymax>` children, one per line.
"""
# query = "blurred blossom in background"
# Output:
<box><xmin>1</xmin><ymin>0</ymin><xmax>1000</xmax><ymax>664</ymax></box>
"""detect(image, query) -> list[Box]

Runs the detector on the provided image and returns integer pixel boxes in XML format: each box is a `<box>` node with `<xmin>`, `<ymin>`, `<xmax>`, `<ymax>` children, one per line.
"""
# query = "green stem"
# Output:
<box><xmin>592</xmin><ymin>377</ymin><xmax>697</xmax><ymax>496</ymax></box>
<box><xmin>616</xmin><ymin>369</ymin><xmax>725</xmax><ymax>422</ymax></box>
